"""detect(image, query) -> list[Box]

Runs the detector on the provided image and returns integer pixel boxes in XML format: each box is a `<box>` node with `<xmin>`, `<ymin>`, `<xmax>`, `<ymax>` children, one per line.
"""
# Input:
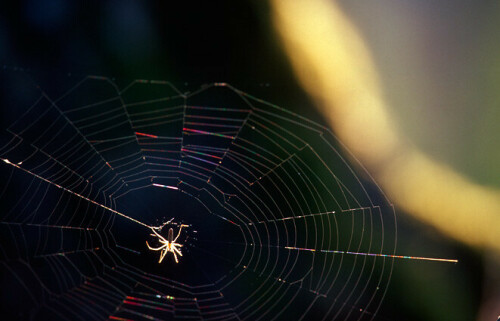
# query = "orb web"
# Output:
<box><xmin>0</xmin><ymin>75</ymin><xmax>454</xmax><ymax>320</ymax></box>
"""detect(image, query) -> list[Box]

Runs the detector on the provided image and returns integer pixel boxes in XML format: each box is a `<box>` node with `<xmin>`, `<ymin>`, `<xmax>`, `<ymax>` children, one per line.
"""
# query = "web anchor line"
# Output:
<box><xmin>1</xmin><ymin>158</ymin><xmax>151</xmax><ymax>229</ymax></box>
<box><xmin>285</xmin><ymin>246</ymin><xmax>458</xmax><ymax>263</ymax></box>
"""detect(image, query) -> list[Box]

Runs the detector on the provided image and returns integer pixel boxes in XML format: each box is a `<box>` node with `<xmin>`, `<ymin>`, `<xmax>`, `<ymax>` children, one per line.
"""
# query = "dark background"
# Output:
<box><xmin>0</xmin><ymin>1</ymin><xmax>484</xmax><ymax>320</ymax></box>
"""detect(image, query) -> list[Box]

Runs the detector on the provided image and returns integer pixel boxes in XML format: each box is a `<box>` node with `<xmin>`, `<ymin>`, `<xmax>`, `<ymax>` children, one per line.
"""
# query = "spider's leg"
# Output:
<box><xmin>146</xmin><ymin>241</ymin><xmax>167</xmax><ymax>251</ymax></box>
<box><xmin>172</xmin><ymin>244</ymin><xmax>183</xmax><ymax>257</ymax></box>
<box><xmin>149</xmin><ymin>228</ymin><xmax>169</xmax><ymax>246</ymax></box>
<box><xmin>173</xmin><ymin>225</ymin><xmax>186</xmax><ymax>243</ymax></box>
<box><xmin>172</xmin><ymin>251</ymin><xmax>178</xmax><ymax>263</ymax></box>
<box><xmin>150</xmin><ymin>228</ymin><xmax>164</xmax><ymax>240</ymax></box>
<box><xmin>159</xmin><ymin>248</ymin><xmax>168</xmax><ymax>263</ymax></box>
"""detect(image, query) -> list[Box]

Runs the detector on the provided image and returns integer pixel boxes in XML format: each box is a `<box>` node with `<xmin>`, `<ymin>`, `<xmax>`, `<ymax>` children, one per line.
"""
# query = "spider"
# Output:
<box><xmin>146</xmin><ymin>220</ymin><xmax>188</xmax><ymax>263</ymax></box>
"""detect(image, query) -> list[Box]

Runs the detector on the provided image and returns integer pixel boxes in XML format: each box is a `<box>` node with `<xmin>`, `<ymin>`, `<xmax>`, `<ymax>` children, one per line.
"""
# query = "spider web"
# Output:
<box><xmin>0</xmin><ymin>73</ymin><xmax>402</xmax><ymax>321</ymax></box>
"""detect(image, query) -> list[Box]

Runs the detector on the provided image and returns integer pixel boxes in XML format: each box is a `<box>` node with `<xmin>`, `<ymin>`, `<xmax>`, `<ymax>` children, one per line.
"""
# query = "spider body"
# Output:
<box><xmin>146</xmin><ymin>222</ymin><xmax>187</xmax><ymax>263</ymax></box>
<box><xmin>167</xmin><ymin>227</ymin><xmax>174</xmax><ymax>243</ymax></box>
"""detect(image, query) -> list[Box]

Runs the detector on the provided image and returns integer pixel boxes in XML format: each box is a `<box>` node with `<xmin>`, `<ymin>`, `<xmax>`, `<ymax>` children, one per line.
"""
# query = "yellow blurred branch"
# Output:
<box><xmin>270</xmin><ymin>0</ymin><xmax>500</xmax><ymax>252</ymax></box>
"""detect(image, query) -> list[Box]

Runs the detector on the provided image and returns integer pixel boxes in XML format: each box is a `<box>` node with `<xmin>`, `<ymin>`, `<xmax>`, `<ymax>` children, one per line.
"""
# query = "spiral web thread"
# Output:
<box><xmin>0</xmin><ymin>76</ymin><xmax>456</xmax><ymax>321</ymax></box>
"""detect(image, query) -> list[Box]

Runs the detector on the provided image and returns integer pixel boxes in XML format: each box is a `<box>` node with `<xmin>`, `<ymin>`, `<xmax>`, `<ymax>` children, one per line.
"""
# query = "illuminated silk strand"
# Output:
<box><xmin>1</xmin><ymin>158</ymin><xmax>152</xmax><ymax>229</ymax></box>
<box><xmin>284</xmin><ymin>246</ymin><xmax>458</xmax><ymax>263</ymax></box>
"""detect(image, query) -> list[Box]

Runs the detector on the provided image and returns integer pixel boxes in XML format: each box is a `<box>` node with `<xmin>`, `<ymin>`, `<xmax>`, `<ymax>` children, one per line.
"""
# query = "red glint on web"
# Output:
<box><xmin>135</xmin><ymin>132</ymin><xmax>158</xmax><ymax>138</ymax></box>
